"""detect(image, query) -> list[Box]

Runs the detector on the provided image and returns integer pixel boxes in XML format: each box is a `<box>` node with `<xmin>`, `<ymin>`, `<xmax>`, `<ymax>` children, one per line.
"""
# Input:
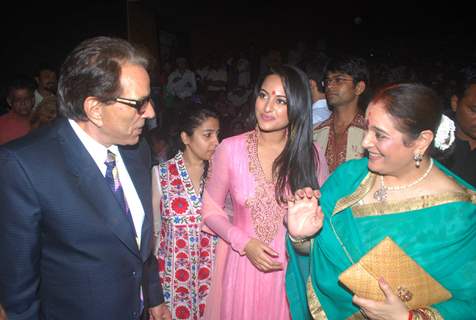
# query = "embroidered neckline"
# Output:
<box><xmin>248</xmin><ymin>129</ymin><xmax>274</xmax><ymax>185</ymax></box>
<box><xmin>245</xmin><ymin>130</ymin><xmax>286</xmax><ymax>244</ymax></box>
<box><xmin>174</xmin><ymin>151</ymin><xmax>203</xmax><ymax>210</ymax></box>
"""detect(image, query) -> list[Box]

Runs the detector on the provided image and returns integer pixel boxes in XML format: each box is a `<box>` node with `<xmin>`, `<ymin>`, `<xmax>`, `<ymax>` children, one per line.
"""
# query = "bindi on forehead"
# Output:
<box><xmin>270</xmin><ymin>90</ymin><xmax>286</xmax><ymax>97</ymax></box>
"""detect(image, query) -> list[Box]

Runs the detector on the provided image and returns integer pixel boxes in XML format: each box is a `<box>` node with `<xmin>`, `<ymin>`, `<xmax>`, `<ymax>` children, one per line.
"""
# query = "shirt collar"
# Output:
<box><xmin>68</xmin><ymin>119</ymin><xmax>119</xmax><ymax>168</ymax></box>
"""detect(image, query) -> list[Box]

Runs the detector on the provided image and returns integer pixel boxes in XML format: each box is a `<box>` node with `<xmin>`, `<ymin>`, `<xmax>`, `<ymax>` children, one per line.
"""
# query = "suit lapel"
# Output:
<box><xmin>120</xmin><ymin>144</ymin><xmax>152</xmax><ymax>262</ymax></box>
<box><xmin>56</xmin><ymin>119</ymin><xmax>141</xmax><ymax>258</ymax></box>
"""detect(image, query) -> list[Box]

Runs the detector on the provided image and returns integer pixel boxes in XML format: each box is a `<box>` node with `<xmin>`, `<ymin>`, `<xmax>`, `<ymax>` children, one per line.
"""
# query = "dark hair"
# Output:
<box><xmin>35</xmin><ymin>63</ymin><xmax>58</xmax><ymax>77</ymax></box>
<box><xmin>324</xmin><ymin>54</ymin><xmax>369</xmax><ymax>85</ymax></box>
<box><xmin>254</xmin><ymin>64</ymin><xmax>320</xmax><ymax>203</ymax></box>
<box><xmin>57</xmin><ymin>36</ymin><xmax>150</xmax><ymax>121</ymax></box>
<box><xmin>7</xmin><ymin>76</ymin><xmax>35</xmax><ymax>97</ymax></box>
<box><xmin>324</xmin><ymin>54</ymin><xmax>370</xmax><ymax>110</ymax></box>
<box><xmin>304</xmin><ymin>56</ymin><xmax>328</xmax><ymax>93</ymax></box>
<box><xmin>168</xmin><ymin>104</ymin><xmax>220</xmax><ymax>156</ymax></box>
<box><xmin>168</xmin><ymin>105</ymin><xmax>219</xmax><ymax>189</ymax></box>
<box><xmin>451</xmin><ymin>64</ymin><xmax>476</xmax><ymax>99</ymax></box>
<box><xmin>371</xmin><ymin>83</ymin><xmax>451</xmax><ymax>158</ymax></box>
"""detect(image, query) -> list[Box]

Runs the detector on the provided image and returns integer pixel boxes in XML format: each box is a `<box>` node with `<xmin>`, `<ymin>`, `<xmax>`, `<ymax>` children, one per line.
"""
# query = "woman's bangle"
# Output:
<box><xmin>411</xmin><ymin>308</ymin><xmax>440</xmax><ymax>320</ymax></box>
<box><xmin>288</xmin><ymin>233</ymin><xmax>311</xmax><ymax>244</ymax></box>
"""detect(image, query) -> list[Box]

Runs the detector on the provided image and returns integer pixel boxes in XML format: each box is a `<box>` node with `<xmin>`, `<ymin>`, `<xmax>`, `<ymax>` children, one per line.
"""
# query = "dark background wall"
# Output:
<box><xmin>1</xmin><ymin>1</ymin><xmax>127</xmax><ymax>90</ymax></box>
<box><xmin>2</xmin><ymin>0</ymin><xmax>475</xmax><ymax>91</ymax></box>
<box><xmin>150</xmin><ymin>2</ymin><xmax>475</xmax><ymax>61</ymax></box>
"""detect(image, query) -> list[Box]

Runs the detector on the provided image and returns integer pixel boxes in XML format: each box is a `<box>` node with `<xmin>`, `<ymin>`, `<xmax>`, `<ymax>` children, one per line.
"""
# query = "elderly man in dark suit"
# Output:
<box><xmin>0</xmin><ymin>36</ymin><xmax>171</xmax><ymax>320</ymax></box>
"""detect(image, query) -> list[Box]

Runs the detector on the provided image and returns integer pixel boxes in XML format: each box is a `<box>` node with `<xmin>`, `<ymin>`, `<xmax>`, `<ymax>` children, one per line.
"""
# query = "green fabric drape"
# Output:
<box><xmin>286</xmin><ymin>158</ymin><xmax>476</xmax><ymax>320</ymax></box>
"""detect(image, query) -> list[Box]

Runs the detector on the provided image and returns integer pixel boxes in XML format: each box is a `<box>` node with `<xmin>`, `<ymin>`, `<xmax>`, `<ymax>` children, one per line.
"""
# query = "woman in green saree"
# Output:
<box><xmin>286</xmin><ymin>83</ymin><xmax>476</xmax><ymax>320</ymax></box>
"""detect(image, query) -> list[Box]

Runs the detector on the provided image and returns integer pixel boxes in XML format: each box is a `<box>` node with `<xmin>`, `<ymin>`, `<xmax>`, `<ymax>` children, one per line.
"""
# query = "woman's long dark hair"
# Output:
<box><xmin>255</xmin><ymin>65</ymin><xmax>319</xmax><ymax>203</ymax></box>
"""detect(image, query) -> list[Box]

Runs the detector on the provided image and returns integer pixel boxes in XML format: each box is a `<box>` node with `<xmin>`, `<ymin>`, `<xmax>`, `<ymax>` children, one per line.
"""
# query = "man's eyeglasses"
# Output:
<box><xmin>321</xmin><ymin>77</ymin><xmax>354</xmax><ymax>88</ymax></box>
<box><xmin>113</xmin><ymin>96</ymin><xmax>152</xmax><ymax>114</ymax></box>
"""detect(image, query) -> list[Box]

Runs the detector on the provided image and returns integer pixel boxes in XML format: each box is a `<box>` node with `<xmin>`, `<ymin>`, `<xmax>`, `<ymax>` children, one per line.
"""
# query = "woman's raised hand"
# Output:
<box><xmin>286</xmin><ymin>187</ymin><xmax>324</xmax><ymax>239</ymax></box>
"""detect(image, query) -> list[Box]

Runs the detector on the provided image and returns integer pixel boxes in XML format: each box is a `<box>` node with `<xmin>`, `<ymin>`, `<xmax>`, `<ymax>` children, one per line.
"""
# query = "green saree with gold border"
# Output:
<box><xmin>286</xmin><ymin>158</ymin><xmax>476</xmax><ymax>320</ymax></box>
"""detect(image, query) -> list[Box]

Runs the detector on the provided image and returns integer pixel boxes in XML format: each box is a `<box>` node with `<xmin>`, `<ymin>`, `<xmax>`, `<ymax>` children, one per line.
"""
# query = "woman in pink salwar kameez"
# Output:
<box><xmin>201</xmin><ymin>65</ymin><xmax>329</xmax><ymax>320</ymax></box>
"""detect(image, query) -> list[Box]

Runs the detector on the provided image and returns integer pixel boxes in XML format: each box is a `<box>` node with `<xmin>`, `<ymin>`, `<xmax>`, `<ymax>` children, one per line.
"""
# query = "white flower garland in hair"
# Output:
<box><xmin>434</xmin><ymin>114</ymin><xmax>456</xmax><ymax>151</ymax></box>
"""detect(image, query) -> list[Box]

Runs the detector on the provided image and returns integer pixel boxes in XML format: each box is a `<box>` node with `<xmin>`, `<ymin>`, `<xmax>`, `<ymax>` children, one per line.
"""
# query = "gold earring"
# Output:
<box><xmin>414</xmin><ymin>153</ymin><xmax>422</xmax><ymax>168</ymax></box>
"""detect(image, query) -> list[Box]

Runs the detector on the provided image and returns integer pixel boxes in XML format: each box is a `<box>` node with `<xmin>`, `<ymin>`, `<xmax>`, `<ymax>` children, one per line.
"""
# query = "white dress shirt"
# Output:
<box><xmin>69</xmin><ymin>119</ymin><xmax>145</xmax><ymax>247</ymax></box>
<box><xmin>312</xmin><ymin>99</ymin><xmax>331</xmax><ymax>126</ymax></box>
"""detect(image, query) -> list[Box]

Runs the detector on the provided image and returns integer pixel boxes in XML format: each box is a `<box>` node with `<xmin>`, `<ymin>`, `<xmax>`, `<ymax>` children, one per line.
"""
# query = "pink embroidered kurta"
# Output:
<box><xmin>201</xmin><ymin>131</ymin><xmax>329</xmax><ymax>320</ymax></box>
<box><xmin>154</xmin><ymin>152</ymin><xmax>217</xmax><ymax>319</ymax></box>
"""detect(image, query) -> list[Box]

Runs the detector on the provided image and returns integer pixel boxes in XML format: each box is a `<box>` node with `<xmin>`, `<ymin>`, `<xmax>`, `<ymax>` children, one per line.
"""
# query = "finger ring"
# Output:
<box><xmin>360</xmin><ymin>309</ymin><xmax>369</xmax><ymax>319</ymax></box>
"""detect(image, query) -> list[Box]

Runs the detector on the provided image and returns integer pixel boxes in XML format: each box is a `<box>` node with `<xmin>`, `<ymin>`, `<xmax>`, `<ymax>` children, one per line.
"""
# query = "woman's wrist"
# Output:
<box><xmin>288</xmin><ymin>233</ymin><xmax>311</xmax><ymax>255</ymax></box>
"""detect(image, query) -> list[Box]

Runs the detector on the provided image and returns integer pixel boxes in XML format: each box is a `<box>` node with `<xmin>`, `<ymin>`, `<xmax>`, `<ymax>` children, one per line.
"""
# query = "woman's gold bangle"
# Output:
<box><xmin>288</xmin><ymin>234</ymin><xmax>311</xmax><ymax>244</ymax></box>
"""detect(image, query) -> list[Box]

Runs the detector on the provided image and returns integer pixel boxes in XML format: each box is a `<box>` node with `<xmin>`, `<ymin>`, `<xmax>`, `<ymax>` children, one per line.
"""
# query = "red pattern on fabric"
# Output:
<box><xmin>157</xmin><ymin>153</ymin><xmax>217</xmax><ymax>320</ymax></box>
<box><xmin>176</xmin><ymin>239</ymin><xmax>187</xmax><ymax>249</ymax></box>
<box><xmin>176</xmin><ymin>286</ymin><xmax>189</xmax><ymax>295</ymax></box>
<box><xmin>158</xmin><ymin>258</ymin><xmax>165</xmax><ymax>272</ymax></box>
<box><xmin>176</xmin><ymin>252</ymin><xmax>188</xmax><ymax>259</ymax></box>
<box><xmin>175</xmin><ymin>306</ymin><xmax>191</xmax><ymax>319</ymax></box>
<box><xmin>169</xmin><ymin>163</ymin><xmax>179</xmax><ymax>175</ymax></box>
<box><xmin>175</xmin><ymin>269</ymin><xmax>190</xmax><ymax>281</ymax></box>
<box><xmin>198</xmin><ymin>267</ymin><xmax>210</xmax><ymax>280</ymax></box>
<box><xmin>171</xmin><ymin>197</ymin><xmax>189</xmax><ymax>214</ymax></box>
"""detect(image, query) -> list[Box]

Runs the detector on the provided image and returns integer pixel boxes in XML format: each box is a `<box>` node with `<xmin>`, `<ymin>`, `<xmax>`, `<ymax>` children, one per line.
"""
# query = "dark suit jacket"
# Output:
<box><xmin>0</xmin><ymin>118</ymin><xmax>164</xmax><ymax>320</ymax></box>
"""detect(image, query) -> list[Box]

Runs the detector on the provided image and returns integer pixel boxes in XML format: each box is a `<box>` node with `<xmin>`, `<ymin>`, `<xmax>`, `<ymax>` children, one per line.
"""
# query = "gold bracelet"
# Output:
<box><xmin>411</xmin><ymin>308</ymin><xmax>443</xmax><ymax>320</ymax></box>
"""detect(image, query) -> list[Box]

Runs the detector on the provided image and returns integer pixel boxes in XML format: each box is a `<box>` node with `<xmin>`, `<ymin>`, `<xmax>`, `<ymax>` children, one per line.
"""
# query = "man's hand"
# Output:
<box><xmin>149</xmin><ymin>303</ymin><xmax>171</xmax><ymax>320</ymax></box>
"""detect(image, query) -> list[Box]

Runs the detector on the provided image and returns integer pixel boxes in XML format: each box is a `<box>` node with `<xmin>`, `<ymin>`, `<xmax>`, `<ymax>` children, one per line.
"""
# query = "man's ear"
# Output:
<box><xmin>355</xmin><ymin>81</ymin><xmax>366</xmax><ymax>96</ymax></box>
<box><xmin>6</xmin><ymin>95</ymin><xmax>12</xmax><ymax>108</ymax></box>
<box><xmin>83</xmin><ymin>96</ymin><xmax>104</xmax><ymax>126</ymax></box>
<box><xmin>309</xmin><ymin>79</ymin><xmax>317</xmax><ymax>90</ymax></box>
<box><xmin>450</xmin><ymin>94</ymin><xmax>458</xmax><ymax>113</ymax></box>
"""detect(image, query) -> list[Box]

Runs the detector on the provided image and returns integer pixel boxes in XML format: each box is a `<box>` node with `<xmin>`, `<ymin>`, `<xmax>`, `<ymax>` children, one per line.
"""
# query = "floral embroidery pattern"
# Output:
<box><xmin>245</xmin><ymin>130</ymin><xmax>286</xmax><ymax>244</ymax></box>
<box><xmin>171</xmin><ymin>197</ymin><xmax>189</xmax><ymax>214</ymax></box>
<box><xmin>158</xmin><ymin>151</ymin><xmax>217</xmax><ymax>319</ymax></box>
